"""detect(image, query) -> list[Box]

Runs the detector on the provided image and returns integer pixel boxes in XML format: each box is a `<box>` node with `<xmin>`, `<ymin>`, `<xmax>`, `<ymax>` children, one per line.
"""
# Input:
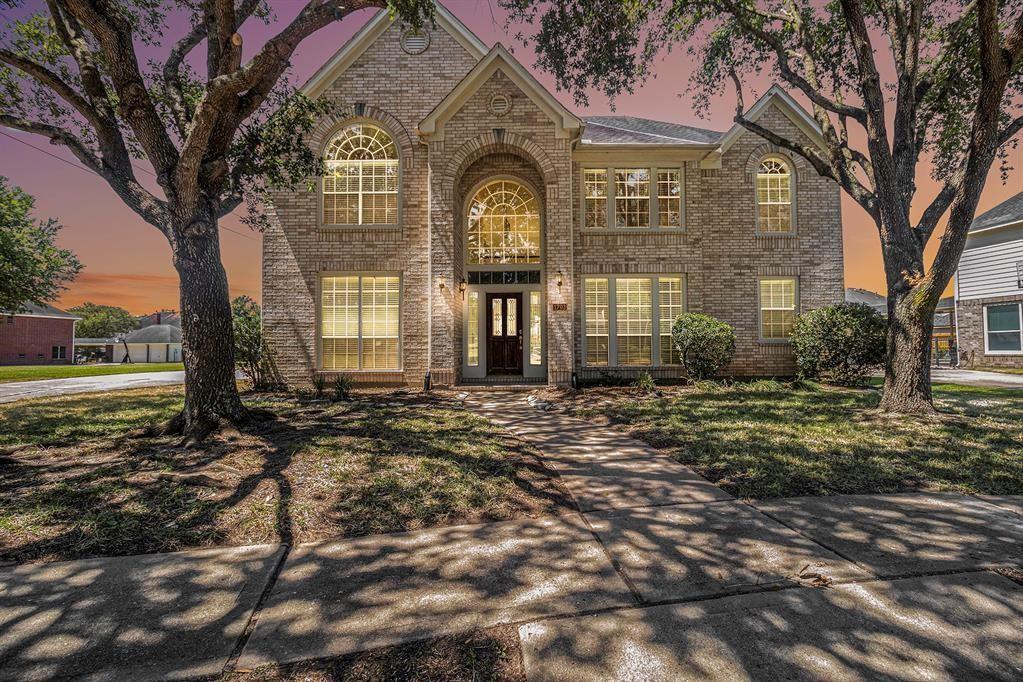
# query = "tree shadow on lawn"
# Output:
<box><xmin>588</xmin><ymin>384</ymin><xmax>1023</xmax><ymax>498</ymax></box>
<box><xmin>0</xmin><ymin>395</ymin><xmax>573</xmax><ymax>565</ymax></box>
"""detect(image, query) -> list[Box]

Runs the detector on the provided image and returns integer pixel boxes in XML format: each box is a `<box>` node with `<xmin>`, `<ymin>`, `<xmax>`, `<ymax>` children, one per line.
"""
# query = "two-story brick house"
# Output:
<box><xmin>263</xmin><ymin>3</ymin><xmax>844</xmax><ymax>387</ymax></box>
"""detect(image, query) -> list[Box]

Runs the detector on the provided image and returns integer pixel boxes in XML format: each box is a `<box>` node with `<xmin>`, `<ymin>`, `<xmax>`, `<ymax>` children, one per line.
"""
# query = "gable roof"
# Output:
<box><xmin>970</xmin><ymin>191</ymin><xmax>1023</xmax><ymax>233</ymax></box>
<box><xmin>716</xmin><ymin>85</ymin><xmax>825</xmax><ymax>155</ymax></box>
<box><xmin>4</xmin><ymin>302</ymin><xmax>79</xmax><ymax>319</ymax></box>
<box><xmin>419</xmin><ymin>43</ymin><xmax>582</xmax><ymax>141</ymax></box>
<box><xmin>302</xmin><ymin>2</ymin><xmax>487</xmax><ymax>98</ymax></box>
<box><xmin>581</xmin><ymin>117</ymin><xmax>722</xmax><ymax>145</ymax></box>
<box><xmin>123</xmin><ymin>324</ymin><xmax>181</xmax><ymax>344</ymax></box>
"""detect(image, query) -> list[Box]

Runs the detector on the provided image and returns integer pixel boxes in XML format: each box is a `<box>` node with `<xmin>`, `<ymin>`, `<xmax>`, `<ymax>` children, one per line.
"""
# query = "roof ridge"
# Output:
<box><xmin>582</xmin><ymin>119</ymin><xmax>698</xmax><ymax>142</ymax></box>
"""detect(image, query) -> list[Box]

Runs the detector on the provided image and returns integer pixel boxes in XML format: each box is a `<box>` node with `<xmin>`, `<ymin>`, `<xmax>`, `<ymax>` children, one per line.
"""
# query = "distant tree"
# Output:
<box><xmin>231</xmin><ymin>295</ymin><xmax>283</xmax><ymax>391</ymax></box>
<box><xmin>0</xmin><ymin>176</ymin><xmax>81</xmax><ymax>312</ymax></box>
<box><xmin>505</xmin><ymin>0</ymin><xmax>1023</xmax><ymax>415</ymax></box>
<box><xmin>0</xmin><ymin>0</ymin><xmax>434</xmax><ymax>440</ymax></box>
<box><xmin>68</xmin><ymin>302</ymin><xmax>137</xmax><ymax>338</ymax></box>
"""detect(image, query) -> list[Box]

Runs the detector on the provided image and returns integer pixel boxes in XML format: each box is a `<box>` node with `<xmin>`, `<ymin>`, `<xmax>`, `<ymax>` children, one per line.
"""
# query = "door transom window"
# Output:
<box><xmin>467</xmin><ymin>180</ymin><xmax>541</xmax><ymax>264</ymax></box>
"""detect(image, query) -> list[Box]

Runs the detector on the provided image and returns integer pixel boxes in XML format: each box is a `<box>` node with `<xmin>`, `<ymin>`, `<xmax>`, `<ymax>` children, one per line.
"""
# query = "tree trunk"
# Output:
<box><xmin>879</xmin><ymin>286</ymin><xmax>938</xmax><ymax>414</ymax></box>
<box><xmin>170</xmin><ymin>208</ymin><xmax>246</xmax><ymax>440</ymax></box>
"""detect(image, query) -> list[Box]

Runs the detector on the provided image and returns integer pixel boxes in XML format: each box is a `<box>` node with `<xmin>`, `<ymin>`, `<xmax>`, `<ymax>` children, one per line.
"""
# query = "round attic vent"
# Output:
<box><xmin>490</xmin><ymin>93</ymin><xmax>512</xmax><ymax>117</ymax></box>
<box><xmin>400</xmin><ymin>29</ymin><xmax>430</xmax><ymax>55</ymax></box>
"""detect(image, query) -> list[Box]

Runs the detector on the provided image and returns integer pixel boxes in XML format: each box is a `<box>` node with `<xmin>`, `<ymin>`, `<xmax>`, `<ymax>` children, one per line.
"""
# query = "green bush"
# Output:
<box><xmin>791</xmin><ymin>302</ymin><xmax>886</xmax><ymax>386</ymax></box>
<box><xmin>332</xmin><ymin>373</ymin><xmax>353</xmax><ymax>401</ymax></box>
<box><xmin>670</xmin><ymin>313</ymin><xmax>737</xmax><ymax>380</ymax></box>
<box><xmin>633</xmin><ymin>370</ymin><xmax>656</xmax><ymax>392</ymax></box>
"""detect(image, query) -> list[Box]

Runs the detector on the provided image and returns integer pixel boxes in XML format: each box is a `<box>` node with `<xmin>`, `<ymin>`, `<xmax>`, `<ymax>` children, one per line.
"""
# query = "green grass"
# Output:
<box><xmin>0</xmin><ymin>389</ymin><xmax>571</xmax><ymax>563</ymax></box>
<box><xmin>573</xmin><ymin>381</ymin><xmax>1023</xmax><ymax>499</ymax></box>
<box><xmin>0</xmin><ymin>362</ymin><xmax>184</xmax><ymax>383</ymax></box>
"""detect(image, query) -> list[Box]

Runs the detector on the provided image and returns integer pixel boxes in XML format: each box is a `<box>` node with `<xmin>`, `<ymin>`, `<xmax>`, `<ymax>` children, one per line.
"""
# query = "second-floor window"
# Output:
<box><xmin>756</xmin><ymin>157</ymin><xmax>794</xmax><ymax>233</ymax></box>
<box><xmin>583</xmin><ymin>167</ymin><xmax>683</xmax><ymax>229</ymax></box>
<box><xmin>323</xmin><ymin>123</ymin><xmax>398</xmax><ymax>226</ymax></box>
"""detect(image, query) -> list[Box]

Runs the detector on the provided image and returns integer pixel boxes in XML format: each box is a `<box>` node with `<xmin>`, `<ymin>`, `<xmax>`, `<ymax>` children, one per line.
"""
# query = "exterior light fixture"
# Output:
<box><xmin>556</xmin><ymin>269</ymin><xmax>564</xmax><ymax>288</ymax></box>
<box><xmin>458</xmin><ymin>277</ymin><xmax>467</xmax><ymax>298</ymax></box>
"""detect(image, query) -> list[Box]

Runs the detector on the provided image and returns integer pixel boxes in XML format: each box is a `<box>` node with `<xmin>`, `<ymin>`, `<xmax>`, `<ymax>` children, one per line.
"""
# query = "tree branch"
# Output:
<box><xmin>0</xmin><ymin>50</ymin><xmax>104</xmax><ymax>130</ymax></box>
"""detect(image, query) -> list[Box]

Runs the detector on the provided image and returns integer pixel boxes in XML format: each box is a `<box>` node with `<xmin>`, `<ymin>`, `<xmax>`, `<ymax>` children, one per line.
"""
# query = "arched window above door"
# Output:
<box><xmin>466</xmin><ymin>180</ymin><xmax>541</xmax><ymax>264</ymax></box>
<box><xmin>323</xmin><ymin>123</ymin><xmax>399</xmax><ymax>225</ymax></box>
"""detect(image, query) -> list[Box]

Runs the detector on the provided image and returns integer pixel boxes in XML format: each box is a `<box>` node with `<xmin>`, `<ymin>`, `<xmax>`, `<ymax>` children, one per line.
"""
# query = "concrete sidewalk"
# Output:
<box><xmin>1</xmin><ymin>391</ymin><xmax>1021</xmax><ymax>680</ymax></box>
<box><xmin>0</xmin><ymin>370</ymin><xmax>185</xmax><ymax>403</ymax></box>
<box><xmin>931</xmin><ymin>367</ymin><xmax>1023</xmax><ymax>388</ymax></box>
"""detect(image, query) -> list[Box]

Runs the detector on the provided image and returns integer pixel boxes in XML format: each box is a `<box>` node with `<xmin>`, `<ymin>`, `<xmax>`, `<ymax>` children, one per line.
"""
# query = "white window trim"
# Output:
<box><xmin>318</xmin><ymin>272</ymin><xmax>403</xmax><ymax>372</ymax></box>
<box><xmin>320</xmin><ymin>120</ymin><xmax>402</xmax><ymax>229</ymax></box>
<box><xmin>580</xmin><ymin>275</ymin><xmax>687</xmax><ymax>367</ymax></box>
<box><xmin>757</xmin><ymin>277</ymin><xmax>799</xmax><ymax>343</ymax></box>
<box><xmin>754</xmin><ymin>155</ymin><xmax>797</xmax><ymax>236</ymax></box>
<box><xmin>983</xmin><ymin>302</ymin><xmax>1023</xmax><ymax>355</ymax></box>
<box><xmin>580</xmin><ymin>166</ymin><xmax>685</xmax><ymax>231</ymax></box>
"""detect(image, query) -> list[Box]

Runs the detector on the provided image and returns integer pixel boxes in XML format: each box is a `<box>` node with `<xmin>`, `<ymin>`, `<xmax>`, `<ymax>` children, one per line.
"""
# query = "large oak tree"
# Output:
<box><xmin>504</xmin><ymin>0</ymin><xmax>1023</xmax><ymax>413</ymax></box>
<box><xmin>1</xmin><ymin>0</ymin><xmax>431</xmax><ymax>438</ymax></box>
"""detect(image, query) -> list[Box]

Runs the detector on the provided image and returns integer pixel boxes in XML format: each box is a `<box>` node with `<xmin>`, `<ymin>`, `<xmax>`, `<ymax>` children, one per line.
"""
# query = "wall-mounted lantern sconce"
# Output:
<box><xmin>437</xmin><ymin>276</ymin><xmax>446</xmax><ymax>291</ymax></box>
<box><xmin>458</xmin><ymin>278</ymin><xmax>467</xmax><ymax>298</ymax></box>
<box><xmin>556</xmin><ymin>269</ymin><xmax>564</xmax><ymax>288</ymax></box>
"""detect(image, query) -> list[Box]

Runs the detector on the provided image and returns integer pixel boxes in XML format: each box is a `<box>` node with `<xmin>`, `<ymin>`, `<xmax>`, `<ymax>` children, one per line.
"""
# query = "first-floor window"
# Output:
<box><xmin>321</xmin><ymin>274</ymin><xmax>400</xmax><ymax>370</ymax></box>
<box><xmin>51</xmin><ymin>345</ymin><xmax>66</xmax><ymax>359</ymax></box>
<box><xmin>583</xmin><ymin>276</ymin><xmax>685</xmax><ymax>366</ymax></box>
<box><xmin>759</xmin><ymin>278</ymin><xmax>797</xmax><ymax>340</ymax></box>
<box><xmin>467</xmin><ymin>291</ymin><xmax>480</xmax><ymax>366</ymax></box>
<box><xmin>585</xmin><ymin>279</ymin><xmax>610</xmax><ymax>366</ymax></box>
<box><xmin>616</xmin><ymin>278</ymin><xmax>653</xmax><ymax>365</ymax></box>
<box><xmin>986</xmin><ymin>303</ymin><xmax>1022</xmax><ymax>353</ymax></box>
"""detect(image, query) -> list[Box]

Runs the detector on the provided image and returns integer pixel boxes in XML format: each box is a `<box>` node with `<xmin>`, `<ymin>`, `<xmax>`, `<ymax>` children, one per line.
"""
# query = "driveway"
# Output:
<box><xmin>0</xmin><ymin>370</ymin><xmax>185</xmax><ymax>404</ymax></box>
<box><xmin>932</xmin><ymin>368</ymin><xmax>1023</xmax><ymax>389</ymax></box>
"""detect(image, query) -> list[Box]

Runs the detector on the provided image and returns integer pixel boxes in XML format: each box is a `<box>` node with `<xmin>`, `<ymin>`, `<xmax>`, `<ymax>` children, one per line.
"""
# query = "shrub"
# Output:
<box><xmin>332</xmin><ymin>373</ymin><xmax>353</xmax><ymax>401</ymax></box>
<box><xmin>670</xmin><ymin>313</ymin><xmax>737</xmax><ymax>380</ymax></box>
<box><xmin>312</xmin><ymin>372</ymin><xmax>327</xmax><ymax>398</ymax></box>
<box><xmin>231</xmin><ymin>296</ymin><xmax>285</xmax><ymax>391</ymax></box>
<box><xmin>791</xmin><ymin>302</ymin><xmax>886</xmax><ymax>386</ymax></box>
<box><xmin>633</xmin><ymin>370</ymin><xmax>656</xmax><ymax>392</ymax></box>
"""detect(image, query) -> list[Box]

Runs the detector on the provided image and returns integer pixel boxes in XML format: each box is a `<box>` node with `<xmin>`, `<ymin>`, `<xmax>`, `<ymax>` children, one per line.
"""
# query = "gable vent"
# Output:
<box><xmin>401</xmin><ymin>29</ymin><xmax>430</xmax><ymax>55</ymax></box>
<box><xmin>490</xmin><ymin>93</ymin><xmax>512</xmax><ymax>117</ymax></box>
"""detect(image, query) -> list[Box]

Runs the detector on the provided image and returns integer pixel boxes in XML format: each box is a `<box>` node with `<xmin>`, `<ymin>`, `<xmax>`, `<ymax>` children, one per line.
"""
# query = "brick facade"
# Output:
<box><xmin>263</xmin><ymin>10</ymin><xmax>844</xmax><ymax>387</ymax></box>
<box><xmin>0</xmin><ymin>314</ymin><xmax>75</xmax><ymax>365</ymax></box>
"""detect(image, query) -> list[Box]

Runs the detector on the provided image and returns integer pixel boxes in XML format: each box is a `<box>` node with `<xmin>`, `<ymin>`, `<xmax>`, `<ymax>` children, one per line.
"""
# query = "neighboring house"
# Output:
<box><xmin>111</xmin><ymin>324</ymin><xmax>183</xmax><ymax>363</ymax></box>
<box><xmin>138</xmin><ymin>311</ymin><xmax>181</xmax><ymax>329</ymax></box>
<box><xmin>263</xmin><ymin>2</ymin><xmax>844</xmax><ymax>387</ymax></box>
<box><xmin>955</xmin><ymin>191</ymin><xmax>1023</xmax><ymax>369</ymax></box>
<box><xmin>0</xmin><ymin>303</ymin><xmax>79</xmax><ymax>365</ymax></box>
<box><xmin>844</xmin><ymin>288</ymin><xmax>958</xmax><ymax>366</ymax></box>
<box><xmin>74</xmin><ymin>337</ymin><xmax>115</xmax><ymax>363</ymax></box>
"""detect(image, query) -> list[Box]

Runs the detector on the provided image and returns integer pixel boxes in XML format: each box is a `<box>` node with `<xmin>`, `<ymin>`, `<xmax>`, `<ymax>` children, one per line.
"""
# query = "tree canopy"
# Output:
<box><xmin>0</xmin><ymin>175</ymin><xmax>81</xmax><ymax>312</ymax></box>
<box><xmin>68</xmin><ymin>302</ymin><xmax>137</xmax><ymax>338</ymax></box>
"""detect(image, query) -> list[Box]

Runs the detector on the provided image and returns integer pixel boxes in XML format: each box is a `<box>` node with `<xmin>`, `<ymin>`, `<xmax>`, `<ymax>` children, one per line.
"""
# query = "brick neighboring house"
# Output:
<box><xmin>263</xmin><ymin>2</ymin><xmax>844</xmax><ymax>387</ymax></box>
<box><xmin>0</xmin><ymin>303</ymin><xmax>78</xmax><ymax>365</ymax></box>
<box><xmin>955</xmin><ymin>191</ymin><xmax>1023</xmax><ymax>369</ymax></box>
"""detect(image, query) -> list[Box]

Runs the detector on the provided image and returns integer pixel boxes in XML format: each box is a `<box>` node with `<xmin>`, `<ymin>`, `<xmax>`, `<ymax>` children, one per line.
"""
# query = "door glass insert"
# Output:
<box><xmin>506</xmin><ymin>299</ymin><xmax>517</xmax><ymax>336</ymax></box>
<box><xmin>492</xmin><ymin>298</ymin><xmax>503</xmax><ymax>336</ymax></box>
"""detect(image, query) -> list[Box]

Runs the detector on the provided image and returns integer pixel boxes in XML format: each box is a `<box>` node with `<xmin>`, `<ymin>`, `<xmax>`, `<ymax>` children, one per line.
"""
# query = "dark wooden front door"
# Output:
<box><xmin>486</xmin><ymin>293</ymin><xmax>523</xmax><ymax>375</ymax></box>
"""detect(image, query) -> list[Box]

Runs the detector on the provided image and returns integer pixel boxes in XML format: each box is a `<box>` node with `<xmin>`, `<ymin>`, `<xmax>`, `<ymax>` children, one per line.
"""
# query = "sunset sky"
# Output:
<box><xmin>2</xmin><ymin>0</ymin><xmax>1020</xmax><ymax>314</ymax></box>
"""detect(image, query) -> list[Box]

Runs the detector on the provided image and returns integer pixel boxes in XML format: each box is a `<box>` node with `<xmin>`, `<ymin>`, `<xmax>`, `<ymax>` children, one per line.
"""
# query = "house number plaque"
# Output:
<box><xmin>551</xmin><ymin>303</ymin><xmax>568</xmax><ymax>311</ymax></box>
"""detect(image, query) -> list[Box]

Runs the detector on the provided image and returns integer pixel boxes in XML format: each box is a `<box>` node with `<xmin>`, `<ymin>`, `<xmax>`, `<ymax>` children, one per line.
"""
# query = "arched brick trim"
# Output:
<box><xmin>743</xmin><ymin>143</ymin><xmax>809</xmax><ymax>182</ymax></box>
<box><xmin>442</xmin><ymin>131</ymin><xmax>558</xmax><ymax>187</ymax></box>
<box><xmin>309</xmin><ymin>102</ymin><xmax>416</xmax><ymax>168</ymax></box>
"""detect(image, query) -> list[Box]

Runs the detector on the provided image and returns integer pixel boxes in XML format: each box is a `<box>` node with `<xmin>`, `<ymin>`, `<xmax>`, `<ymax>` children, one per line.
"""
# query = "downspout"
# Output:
<box><xmin>425</xmin><ymin>140</ymin><xmax>433</xmax><ymax>392</ymax></box>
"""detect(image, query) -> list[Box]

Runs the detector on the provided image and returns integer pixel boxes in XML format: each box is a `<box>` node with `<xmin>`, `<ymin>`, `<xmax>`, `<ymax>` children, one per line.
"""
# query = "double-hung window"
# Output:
<box><xmin>321</xmin><ymin>274</ymin><xmax>400</xmax><ymax>370</ymax></box>
<box><xmin>985</xmin><ymin>303</ymin><xmax>1023</xmax><ymax>353</ymax></box>
<box><xmin>583</xmin><ymin>167</ymin><xmax>683</xmax><ymax>229</ymax></box>
<box><xmin>583</xmin><ymin>276</ymin><xmax>686</xmax><ymax>366</ymax></box>
<box><xmin>759</xmin><ymin>278</ymin><xmax>797</xmax><ymax>340</ymax></box>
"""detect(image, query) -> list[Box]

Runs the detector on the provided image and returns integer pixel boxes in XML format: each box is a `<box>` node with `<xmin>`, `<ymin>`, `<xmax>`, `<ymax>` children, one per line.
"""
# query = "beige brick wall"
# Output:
<box><xmin>956</xmin><ymin>295</ymin><xmax>1023</xmax><ymax>369</ymax></box>
<box><xmin>263</xmin><ymin>23</ymin><xmax>844</xmax><ymax>386</ymax></box>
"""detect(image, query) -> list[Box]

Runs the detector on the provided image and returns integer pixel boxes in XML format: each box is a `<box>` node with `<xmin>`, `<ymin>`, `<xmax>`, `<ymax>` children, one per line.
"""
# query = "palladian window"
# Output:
<box><xmin>756</xmin><ymin>157</ymin><xmax>793</xmax><ymax>233</ymax></box>
<box><xmin>323</xmin><ymin>123</ymin><xmax>398</xmax><ymax>225</ymax></box>
<box><xmin>466</xmin><ymin>180</ymin><xmax>541</xmax><ymax>264</ymax></box>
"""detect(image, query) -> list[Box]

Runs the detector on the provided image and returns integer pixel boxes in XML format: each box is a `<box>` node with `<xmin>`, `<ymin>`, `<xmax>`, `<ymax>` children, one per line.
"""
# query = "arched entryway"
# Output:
<box><xmin>460</xmin><ymin>174</ymin><xmax>546</xmax><ymax>382</ymax></box>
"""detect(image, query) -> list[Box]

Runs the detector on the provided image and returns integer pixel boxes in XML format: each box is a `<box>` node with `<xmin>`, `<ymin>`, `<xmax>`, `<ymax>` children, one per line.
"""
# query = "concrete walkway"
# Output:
<box><xmin>0</xmin><ymin>370</ymin><xmax>185</xmax><ymax>404</ymax></box>
<box><xmin>931</xmin><ymin>367</ymin><xmax>1023</xmax><ymax>388</ymax></box>
<box><xmin>1</xmin><ymin>391</ymin><xmax>1021</xmax><ymax>680</ymax></box>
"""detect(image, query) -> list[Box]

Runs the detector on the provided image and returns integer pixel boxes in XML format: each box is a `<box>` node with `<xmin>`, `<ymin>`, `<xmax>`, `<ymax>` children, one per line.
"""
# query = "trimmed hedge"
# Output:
<box><xmin>670</xmin><ymin>313</ymin><xmax>736</xmax><ymax>380</ymax></box>
<box><xmin>791</xmin><ymin>302</ymin><xmax>886</xmax><ymax>386</ymax></box>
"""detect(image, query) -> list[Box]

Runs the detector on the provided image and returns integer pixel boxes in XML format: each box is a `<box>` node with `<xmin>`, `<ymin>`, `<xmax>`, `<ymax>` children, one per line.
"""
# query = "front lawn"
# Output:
<box><xmin>0</xmin><ymin>389</ymin><xmax>571</xmax><ymax>564</ymax></box>
<box><xmin>555</xmin><ymin>381</ymin><xmax>1023</xmax><ymax>499</ymax></box>
<box><xmin>0</xmin><ymin>362</ymin><xmax>184</xmax><ymax>383</ymax></box>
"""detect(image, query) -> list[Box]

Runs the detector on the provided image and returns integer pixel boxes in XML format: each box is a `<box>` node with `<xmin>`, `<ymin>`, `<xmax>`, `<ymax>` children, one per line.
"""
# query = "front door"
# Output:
<box><xmin>486</xmin><ymin>293</ymin><xmax>523</xmax><ymax>375</ymax></box>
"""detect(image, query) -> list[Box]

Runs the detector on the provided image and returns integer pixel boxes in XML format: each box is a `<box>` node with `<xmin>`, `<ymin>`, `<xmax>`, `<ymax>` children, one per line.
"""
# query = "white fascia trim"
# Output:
<box><xmin>302</xmin><ymin>3</ymin><xmax>488</xmax><ymax>99</ymax></box>
<box><xmin>968</xmin><ymin>218</ymin><xmax>1023</xmax><ymax>235</ymax></box>
<box><xmin>715</xmin><ymin>84</ymin><xmax>826</xmax><ymax>156</ymax></box>
<box><xmin>419</xmin><ymin>43</ymin><xmax>582</xmax><ymax>140</ymax></box>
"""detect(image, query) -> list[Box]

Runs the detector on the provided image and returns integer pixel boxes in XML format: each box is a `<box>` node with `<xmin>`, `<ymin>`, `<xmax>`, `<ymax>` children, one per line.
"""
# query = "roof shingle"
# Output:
<box><xmin>971</xmin><ymin>191</ymin><xmax>1023</xmax><ymax>232</ymax></box>
<box><xmin>581</xmin><ymin>116</ymin><xmax>722</xmax><ymax>145</ymax></box>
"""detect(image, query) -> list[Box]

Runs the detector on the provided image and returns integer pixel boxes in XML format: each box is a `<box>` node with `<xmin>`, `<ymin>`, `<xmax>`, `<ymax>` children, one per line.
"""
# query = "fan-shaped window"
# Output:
<box><xmin>756</xmin><ymin>157</ymin><xmax>793</xmax><ymax>233</ymax></box>
<box><xmin>323</xmin><ymin>123</ymin><xmax>398</xmax><ymax>225</ymax></box>
<box><xmin>467</xmin><ymin>180</ymin><xmax>541</xmax><ymax>264</ymax></box>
